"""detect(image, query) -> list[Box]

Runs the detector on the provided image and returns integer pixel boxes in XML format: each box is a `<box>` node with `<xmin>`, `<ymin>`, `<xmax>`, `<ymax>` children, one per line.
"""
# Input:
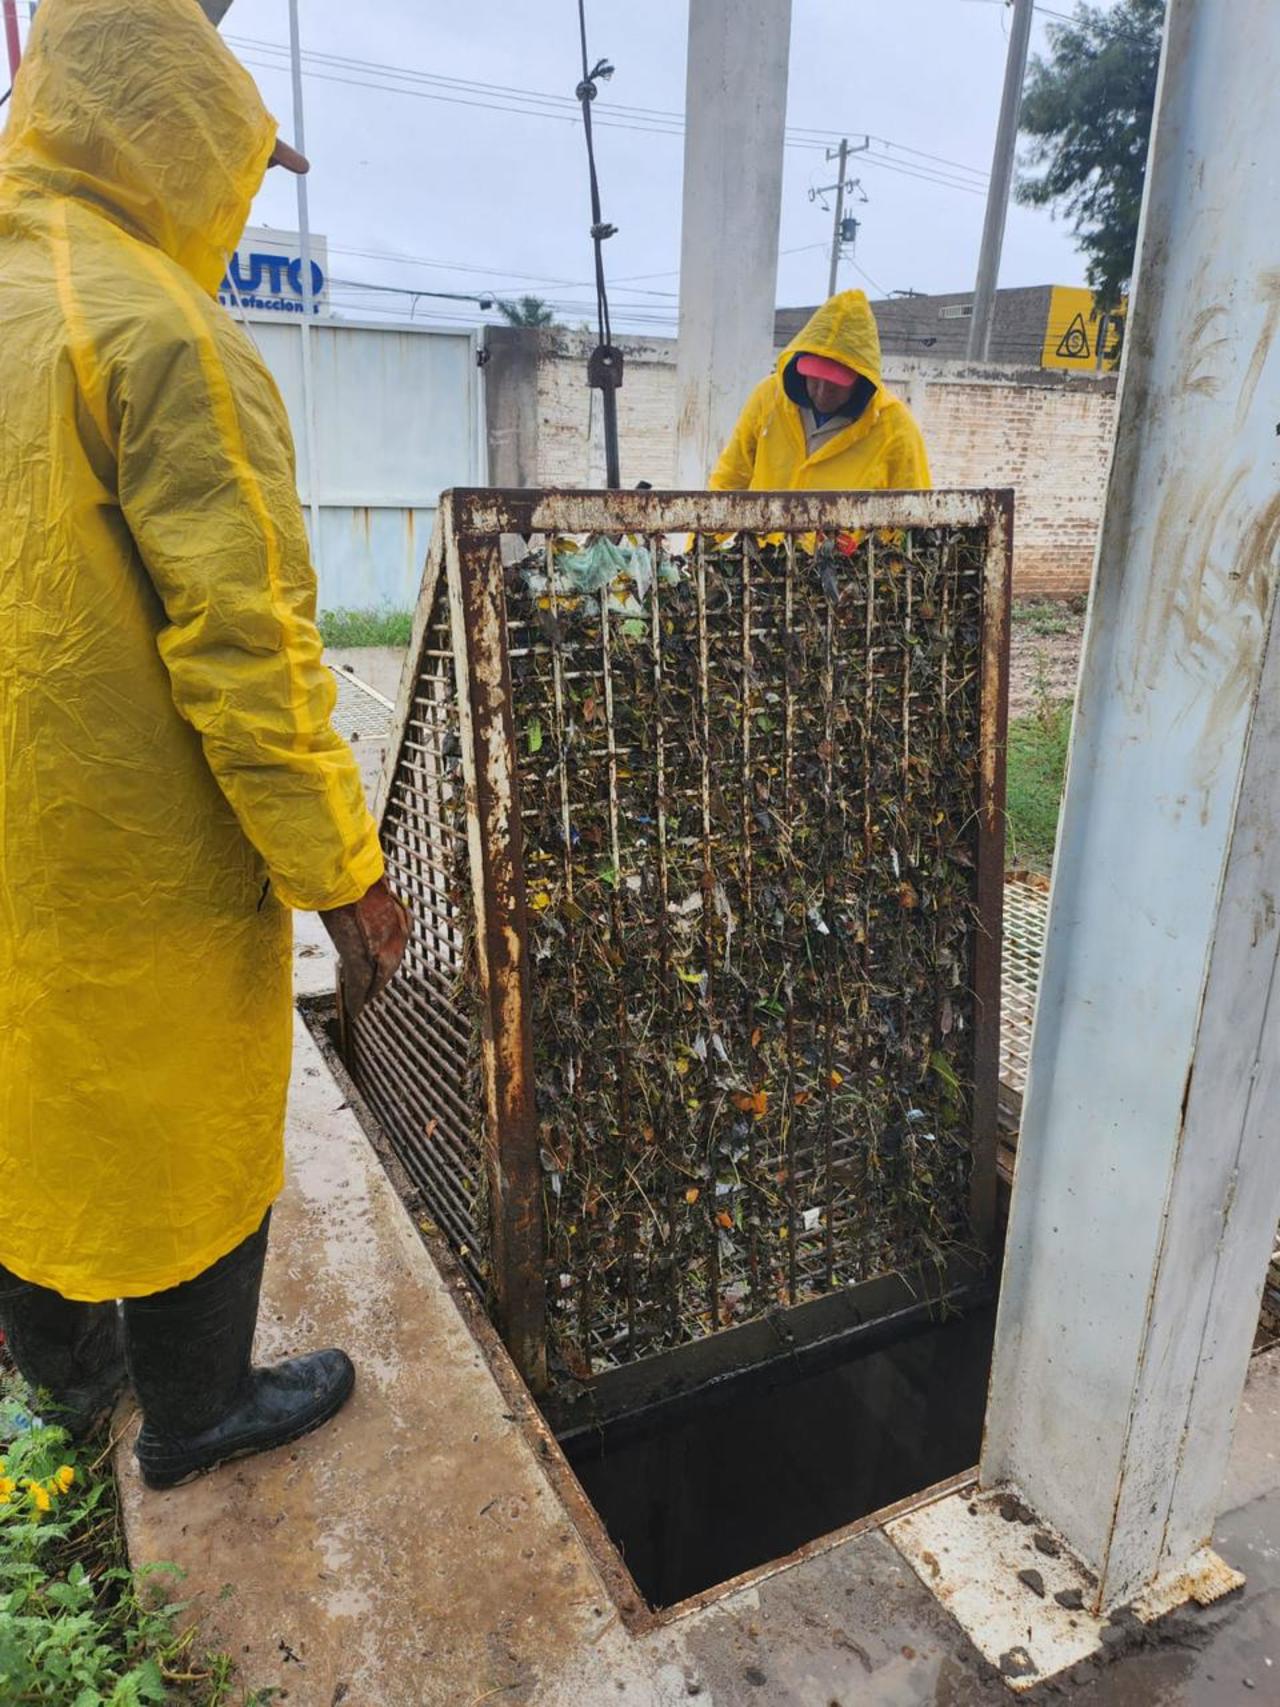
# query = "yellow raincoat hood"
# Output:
<box><xmin>1</xmin><ymin>0</ymin><xmax>277</xmax><ymax>295</ymax></box>
<box><xmin>776</xmin><ymin>289</ymin><xmax>884</xmax><ymax>394</ymax></box>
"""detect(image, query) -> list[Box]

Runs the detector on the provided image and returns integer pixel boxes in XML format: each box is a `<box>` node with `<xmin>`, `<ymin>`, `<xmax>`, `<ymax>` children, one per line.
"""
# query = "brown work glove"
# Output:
<box><xmin>319</xmin><ymin>877</ymin><xmax>411</xmax><ymax>1019</ymax></box>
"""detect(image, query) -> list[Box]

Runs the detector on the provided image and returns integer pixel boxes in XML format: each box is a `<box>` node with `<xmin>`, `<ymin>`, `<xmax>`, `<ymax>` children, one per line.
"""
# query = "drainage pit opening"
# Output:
<box><xmin>548</xmin><ymin>1280</ymin><xmax>995</xmax><ymax>1609</ymax></box>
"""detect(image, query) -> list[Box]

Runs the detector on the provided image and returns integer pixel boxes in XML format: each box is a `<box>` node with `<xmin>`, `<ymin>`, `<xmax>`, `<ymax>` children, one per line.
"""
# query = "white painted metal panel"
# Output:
<box><xmin>982</xmin><ymin>0</ymin><xmax>1280</xmax><ymax>1611</ymax></box>
<box><xmin>239</xmin><ymin>318</ymin><xmax>480</xmax><ymax>609</ymax></box>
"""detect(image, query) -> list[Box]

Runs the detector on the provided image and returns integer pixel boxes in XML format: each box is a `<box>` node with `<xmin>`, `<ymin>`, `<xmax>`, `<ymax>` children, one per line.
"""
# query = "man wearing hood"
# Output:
<box><xmin>0</xmin><ymin>0</ymin><xmax>408</xmax><ymax>1486</ymax></box>
<box><xmin>710</xmin><ymin>290</ymin><xmax>931</xmax><ymax>494</ymax></box>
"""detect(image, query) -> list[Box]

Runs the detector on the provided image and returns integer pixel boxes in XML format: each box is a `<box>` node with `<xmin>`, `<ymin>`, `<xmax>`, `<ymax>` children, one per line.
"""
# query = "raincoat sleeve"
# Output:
<box><xmin>708</xmin><ymin>377</ymin><xmax>771</xmax><ymax>490</ymax></box>
<box><xmin>114</xmin><ymin>309</ymin><xmax>384</xmax><ymax>912</ymax></box>
<box><xmin>884</xmin><ymin>408</ymin><xmax>932</xmax><ymax>490</ymax></box>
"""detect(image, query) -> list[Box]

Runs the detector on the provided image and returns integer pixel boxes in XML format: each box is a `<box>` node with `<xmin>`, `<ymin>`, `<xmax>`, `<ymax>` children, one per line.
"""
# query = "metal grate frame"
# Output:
<box><xmin>349</xmin><ymin>488</ymin><xmax>1013</xmax><ymax>1395</ymax></box>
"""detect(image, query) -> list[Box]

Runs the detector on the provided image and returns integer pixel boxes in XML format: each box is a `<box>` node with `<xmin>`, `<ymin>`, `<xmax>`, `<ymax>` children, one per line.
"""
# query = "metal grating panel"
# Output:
<box><xmin>346</xmin><ymin>489</ymin><xmax>1012</xmax><ymax>1394</ymax></box>
<box><xmin>329</xmin><ymin>664</ymin><xmax>396</xmax><ymax>742</ymax></box>
<box><xmin>348</xmin><ymin>554</ymin><xmax>486</xmax><ymax>1291</ymax></box>
<box><xmin>999</xmin><ymin>873</ymin><xmax>1050</xmax><ymax>1115</ymax></box>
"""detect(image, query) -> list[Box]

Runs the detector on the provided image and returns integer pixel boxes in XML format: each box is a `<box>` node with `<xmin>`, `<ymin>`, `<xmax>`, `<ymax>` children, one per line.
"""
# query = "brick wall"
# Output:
<box><xmin>891</xmin><ymin>361</ymin><xmax>1118</xmax><ymax>599</ymax></box>
<box><xmin>485</xmin><ymin>328</ymin><xmax>1116</xmax><ymax>599</ymax></box>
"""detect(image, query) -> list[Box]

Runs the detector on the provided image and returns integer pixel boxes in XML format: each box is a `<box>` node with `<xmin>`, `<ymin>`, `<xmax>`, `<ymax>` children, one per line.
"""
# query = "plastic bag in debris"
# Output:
<box><xmin>525</xmin><ymin>537</ymin><xmax>685</xmax><ymax>607</ymax></box>
<box><xmin>0</xmin><ymin>0</ymin><xmax>383</xmax><ymax>1301</ymax></box>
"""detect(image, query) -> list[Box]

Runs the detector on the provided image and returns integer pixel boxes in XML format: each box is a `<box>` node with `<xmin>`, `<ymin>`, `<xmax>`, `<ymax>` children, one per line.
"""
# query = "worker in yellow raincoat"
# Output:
<box><xmin>710</xmin><ymin>290</ymin><xmax>931</xmax><ymax>494</ymax></box>
<box><xmin>0</xmin><ymin>0</ymin><xmax>409</xmax><ymax>1487</ymax></box>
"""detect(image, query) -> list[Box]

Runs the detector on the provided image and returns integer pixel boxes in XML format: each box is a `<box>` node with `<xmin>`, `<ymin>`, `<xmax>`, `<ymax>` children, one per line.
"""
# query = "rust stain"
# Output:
<box><xmin>1235</xmin><ymin>268</ymin><xmax>1280</xmax><ymax>429</ymax></box>
<box><xmin>1132</xmin><ymin>466</ymin><xmax>1280</xmax><ymax>773</ymax></box>
<box><xmin>1180</xmin><ymin>303</ymin><xmax>1230</xmax><ymax>399</ymax></box>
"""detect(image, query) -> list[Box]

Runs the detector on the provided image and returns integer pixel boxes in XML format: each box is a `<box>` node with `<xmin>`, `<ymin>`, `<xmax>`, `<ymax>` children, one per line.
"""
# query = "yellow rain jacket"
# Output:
<box><xmin>709</xmin><ymin>291</ymin><xmax>931</xmax><ymax>492</ymax></box>
<box><xmin>0</xmin><ymin>0</ymin><xmax>383</xmax><ymax>1300</ymax></box>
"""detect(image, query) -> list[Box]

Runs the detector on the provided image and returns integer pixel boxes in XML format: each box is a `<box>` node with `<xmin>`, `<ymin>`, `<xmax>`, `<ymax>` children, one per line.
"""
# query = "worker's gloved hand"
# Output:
<box><xmin>319</xmin><ymin>877</ymin><xmax>410</xmax><ymax>1019</ymax></box>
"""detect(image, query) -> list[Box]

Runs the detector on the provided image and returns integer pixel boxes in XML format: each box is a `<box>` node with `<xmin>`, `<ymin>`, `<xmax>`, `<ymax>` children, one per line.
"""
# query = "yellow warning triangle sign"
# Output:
<box><xmin>1055</xmin><ymin>312</ymin><xmax>1092</xmax><ymax>361</ymax></box>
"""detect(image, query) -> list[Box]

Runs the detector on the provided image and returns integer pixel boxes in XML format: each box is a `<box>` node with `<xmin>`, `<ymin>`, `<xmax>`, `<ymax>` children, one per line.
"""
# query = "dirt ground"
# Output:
<box><xmin>1009</xmin><ymin>602</ymin><xmax>1087</xmax><ymax>721</ymax></box>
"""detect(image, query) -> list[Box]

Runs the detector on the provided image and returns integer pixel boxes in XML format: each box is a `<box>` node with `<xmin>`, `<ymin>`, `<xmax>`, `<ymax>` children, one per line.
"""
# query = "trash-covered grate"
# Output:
<box><xmin>999</xmin><ymin>873</ymin><xmax>1050</xmax><ymax>1123</ymax></box>
<box><xmin>346</xmin><ymin>489</ymin><xmax>1011</xmax><ymax>1394</ymax></box>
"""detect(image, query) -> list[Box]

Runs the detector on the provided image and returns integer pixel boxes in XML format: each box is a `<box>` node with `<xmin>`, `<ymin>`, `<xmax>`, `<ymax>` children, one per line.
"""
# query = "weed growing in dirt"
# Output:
<box><xmin>0</xmin><ymin>1375</ymin><xmax>271</xmax><ymax>1705</ymax></box>
<box><xmin>317</xmin><ymin>607</ymin><xmax>412</xmax><ymax>648</ymax></box>
<box><xmin>1011</xmin><ymin>598</ymin><xmax>1084</xmax><ymax>638</ymax></box>
<box><xmin>1006</xmin><ymin>694</ymin><xmax>1073</xmax><ymax>873</ymax></box>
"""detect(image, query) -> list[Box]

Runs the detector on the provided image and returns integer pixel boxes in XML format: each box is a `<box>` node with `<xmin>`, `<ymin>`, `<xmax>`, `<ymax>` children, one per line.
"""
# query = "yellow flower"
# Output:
<box><xmin>31</xmin><ymin>1484</ymin><xmax>51</xmax><ymax>1513</ymax></box>
<box><xmin>0</xmin><ymin>1477</ymin><xmax>14</xmax><ymax>1498</ymax></box>
<box><xmin>56</xmin><ymin>1466</ymin><xmax>75</xmax><ymax>1493</ymax></box>
<box><xmin>0</xmin><ymin>1490</ymin><xmax>10</xmax><ymax>1505</ymax></box>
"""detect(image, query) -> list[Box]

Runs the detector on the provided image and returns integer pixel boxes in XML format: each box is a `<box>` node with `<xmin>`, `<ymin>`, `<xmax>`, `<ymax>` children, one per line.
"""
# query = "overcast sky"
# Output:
<box><xmin>15</xmin><ymin>0</ymin><xmax>1108</xmax><ymax>332</ymax></box>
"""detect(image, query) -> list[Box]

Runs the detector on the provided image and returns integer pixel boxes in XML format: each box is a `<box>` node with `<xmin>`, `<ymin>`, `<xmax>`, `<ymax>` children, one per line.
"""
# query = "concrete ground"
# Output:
<box><xmin>114</xmin><ymin>639</ymin><xmax>1280</xmax><ymax>1705</ymax></box>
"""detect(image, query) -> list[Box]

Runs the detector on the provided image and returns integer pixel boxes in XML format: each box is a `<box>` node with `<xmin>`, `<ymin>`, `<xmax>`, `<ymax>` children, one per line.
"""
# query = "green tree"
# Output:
<box><xmin>1017</xmin><ymin>0</ymin><xmax>1165</xmax><ymax>310</ymax></box>
<box><xmin>495</xmin><ymin>295</ymin><xmax>558</xmax><ymax>328</ymax></box>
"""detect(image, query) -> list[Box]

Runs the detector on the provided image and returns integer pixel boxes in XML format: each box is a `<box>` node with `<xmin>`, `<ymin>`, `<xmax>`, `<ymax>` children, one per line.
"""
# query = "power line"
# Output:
<box><xmin>231</xmin><ymin>30</ymin><xmax>990</xmax><ymax>179</ymax></box>
<box><xmin>850</xmin><ymin>258</ymin><xmax>891</xmax><ymax>297</ymax></box>
<box><xmin>230</xmin><ymin>33</ymin><xmax>990</xmax><ymax>194</ymax></box>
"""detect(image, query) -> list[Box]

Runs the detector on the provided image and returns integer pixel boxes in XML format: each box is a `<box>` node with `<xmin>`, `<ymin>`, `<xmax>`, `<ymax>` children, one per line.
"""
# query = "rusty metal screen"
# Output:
<box><xmin>347</xmin><ymin>489</ymin><xmax>1011</xmax><ymax>1395</ymax></box>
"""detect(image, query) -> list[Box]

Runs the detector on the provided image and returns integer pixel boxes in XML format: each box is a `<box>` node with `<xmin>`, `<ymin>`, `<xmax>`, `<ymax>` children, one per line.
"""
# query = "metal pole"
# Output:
<box><xmin>982</xmin><ymin>0</ymin><xmax>1280</xmax><ymax>1613</ymax></box>
<box><xmin>3</xmin><ymin>0</ymin><xmax>22</xmax><ymax>79</ymax></box>
<box><xmin>826</xmin><ymin>138</ymin><xmax>849</xmax><ymax>299</ymax></box>
<box><xmin>966</xmin><ymin>0</ymin><xmax>1034</xmax><ymax>360</ymax></box>
<box><xmin>287</xmin><ymin>0</ymin><xmax>323</xmax><ymax>576</ymax></box>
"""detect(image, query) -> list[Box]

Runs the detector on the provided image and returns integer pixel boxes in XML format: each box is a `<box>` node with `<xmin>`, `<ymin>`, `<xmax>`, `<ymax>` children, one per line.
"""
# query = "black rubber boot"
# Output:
<box><xmin>126</xmin><ymin>1213</ymin><xmax>355</xmax><ymax>1490</ymax></box>
<box><xmin>0</xmin><ymin>1264</ymin><xmax>126</xmax><ymax>1440</ymax></box>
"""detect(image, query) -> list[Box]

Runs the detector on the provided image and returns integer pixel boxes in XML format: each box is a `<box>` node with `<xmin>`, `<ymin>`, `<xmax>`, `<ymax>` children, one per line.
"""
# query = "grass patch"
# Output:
<box><xmin>0</xmin><ymin>1375</ymin><xmax>264</xmax><ymax>1705</ymax></box>
<box><xmin>1011</xmin><ymin>598</ymin><xmax>1085</xmax><ymax>637</ymax></box>
<box><xmin>317</xmin><ymin>608</ymin><xmax>413</xmax><ymax>649</ymax></box>
<box><xmin>1006</xmin><ymin>699</ymin><xmax>1073</xmax><ymax>874</ymax></box>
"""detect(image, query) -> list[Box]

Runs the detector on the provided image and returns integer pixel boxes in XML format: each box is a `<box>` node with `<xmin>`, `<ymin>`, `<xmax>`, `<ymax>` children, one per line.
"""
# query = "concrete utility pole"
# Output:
<box><xmin>827</xmin><ymin>139</ymin><xmax>849</xmax><ymax>298</ymax></box>
<box><xmin>983</xmin><ymin>0</ymin><xmax>1280</xmax><ymax>1614</ymax></box>
<box><xmin>966</xmin><ymin>0</ymin><xmax>1034</xmax><ymax>360</ymax></box>
<box><xmin>673</xmin><ymin>0</ymin><xmax>792</xmax><ymax>489</ymax></box>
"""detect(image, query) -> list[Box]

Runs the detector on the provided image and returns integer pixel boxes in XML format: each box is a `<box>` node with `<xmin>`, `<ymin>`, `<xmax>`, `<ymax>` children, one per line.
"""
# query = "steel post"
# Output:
<box><xmin>983</xmin><ymin>0</ymin><xmax>1280</xmax><ymax>1611</ymax></box>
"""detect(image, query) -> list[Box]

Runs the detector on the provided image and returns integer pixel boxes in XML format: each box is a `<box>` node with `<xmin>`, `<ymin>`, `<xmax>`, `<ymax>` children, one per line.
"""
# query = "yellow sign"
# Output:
<box><xmin>1042</xmin><ymin>285</ymin><xmax>1126</xmax><ymax>372</ymax></box>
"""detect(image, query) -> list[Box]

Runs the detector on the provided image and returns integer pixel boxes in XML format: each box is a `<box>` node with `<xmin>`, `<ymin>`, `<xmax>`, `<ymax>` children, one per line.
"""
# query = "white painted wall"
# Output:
<box><xmin>239</xmin><ymin>316</ymin><xmax>483</xmax><ymax>610</ymax></box>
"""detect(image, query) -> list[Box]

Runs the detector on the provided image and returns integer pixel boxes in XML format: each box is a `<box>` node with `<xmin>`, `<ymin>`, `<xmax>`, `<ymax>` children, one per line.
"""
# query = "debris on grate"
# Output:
<box><xmin>345</xmin><ymin>489</ymin><xmax>1012</xmax><ymax>1394</ymax></box>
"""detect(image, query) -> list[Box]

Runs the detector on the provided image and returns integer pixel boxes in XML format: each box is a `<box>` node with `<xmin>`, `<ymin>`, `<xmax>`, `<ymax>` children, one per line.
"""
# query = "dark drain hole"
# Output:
<box><xmin>557</xmin><ymin>1302</ymin><xmax>995</xmax><ymax>1609</ymax></box>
